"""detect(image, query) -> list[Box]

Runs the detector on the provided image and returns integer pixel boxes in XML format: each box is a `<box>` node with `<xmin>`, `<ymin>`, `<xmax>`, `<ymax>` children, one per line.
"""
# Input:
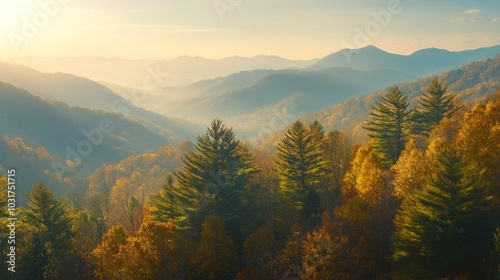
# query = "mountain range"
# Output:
<box><xmin>0</xmin><ymin>82</ymin><xmax>182</xmax><ymax>200</ymax></box>
<box><xmin>303</xmin><ymin>54</ymin><xmax>500</xmax><ymax>141</ymax></box>
<box><xmin>1</xmin><ymin>45</ymin><xmax>500</xmax><ymax>199</ymax></box>
<box><xmin>307</xmin><ymin>44</ymin><xmax>500</xmax><ymax>75</ymax></box>
<box><xmin>9</xmin><ymin>55</ymin><xmax>317</xmax><ymax>88</ymax></box>
<box><xmin>0</xmin><ymin>62</ymin><xmax>198</xmax><ymax>141</ymax></box>
<box><xmin>139</xmin><ymin>44</ymin><xmax>500</xmax><ymax>134</ymax></box>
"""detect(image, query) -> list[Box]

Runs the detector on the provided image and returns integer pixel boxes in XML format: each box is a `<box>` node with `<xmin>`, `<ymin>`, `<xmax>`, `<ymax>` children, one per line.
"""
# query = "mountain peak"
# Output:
<box><xmin>410</xmin><ymin>47</ymin><xmax>450</xmax><ymax>56</ymax></box>
<box><xmin>337</xmin><ymin>45</ymin><xmax>387</xmax><ymax>54</ymax></box>
<box><xmin>360</xmin><ymin>45</ymin><xmax>384</xmax><ymax>52</ymax></box>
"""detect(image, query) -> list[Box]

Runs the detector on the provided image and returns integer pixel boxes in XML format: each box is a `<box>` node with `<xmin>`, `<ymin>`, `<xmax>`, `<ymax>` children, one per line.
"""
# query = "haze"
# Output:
<box><xmin>1</xmin><ymin>0</ymin><xmax>500</xmax><ymax>60</ymax></box>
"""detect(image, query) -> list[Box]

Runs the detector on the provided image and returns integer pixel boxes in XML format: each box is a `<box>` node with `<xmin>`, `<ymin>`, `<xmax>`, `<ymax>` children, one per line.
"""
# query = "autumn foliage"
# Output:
<box><xmin>9</xmin><ymin>84</ymin><xmax>500</xmax><ymax>279</ymax></box>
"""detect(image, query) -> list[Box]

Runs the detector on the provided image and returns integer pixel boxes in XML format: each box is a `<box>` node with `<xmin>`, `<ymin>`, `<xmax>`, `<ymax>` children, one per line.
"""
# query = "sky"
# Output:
<box><xmin>0</xmin><ymin>0</ymin><xmax>499</xmax><ymax>60</ymax></box>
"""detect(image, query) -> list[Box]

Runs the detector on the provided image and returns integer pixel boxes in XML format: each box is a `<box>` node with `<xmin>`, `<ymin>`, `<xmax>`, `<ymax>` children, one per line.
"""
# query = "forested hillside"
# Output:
<box><xmin>0</xmin><ymin>83</ymin><xmax>178</xmax><ymax>199</ymax></box>
<box><xmin>0</xmin><ymin>62</ymin><xmax>197</xmax><ymax>140</ymax></box>
<box><xmin>305</xmin><ymin>55</ymin><xmax>500</xmax><ymax>139</ymax></box>
<box><xmin>2</xmin><ymin>81</ymin><xmax>498</xmax><ymax>278</ymax></box>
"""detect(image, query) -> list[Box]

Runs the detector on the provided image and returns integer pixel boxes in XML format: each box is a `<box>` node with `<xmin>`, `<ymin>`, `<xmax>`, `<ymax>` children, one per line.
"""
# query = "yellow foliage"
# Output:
<box><xmin>343</xmin><ymin>142</ymin><xmax>385</xmax><ymax>201</ymax></box>
<box><xmin>456</xmin><ymin>95</ymin><xmax>500</xmax><ymax>205</ymax></box>
<box><xmin>91</xmin><ymin>225</ymin><xmax>127</xmax><ymax>280</ymax></box>
<box><xmin>192</xmin><ymin>215</ymin><xmax>239</xmax><ymax>280</ymax></box>
<box><xmin>392</xmin><ymin>138</ymin><xmax>428</xmax><ymax>199</ymax></box>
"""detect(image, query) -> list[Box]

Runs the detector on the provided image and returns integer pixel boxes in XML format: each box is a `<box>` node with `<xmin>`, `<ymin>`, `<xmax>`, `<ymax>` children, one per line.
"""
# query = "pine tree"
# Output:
<box><xmin>392</xmin><ymin>148</ymin><xmax>495</xmax><ymax>279</ymax></box>
<box><xmin>22</xmin><ymin>183</ymin><xmax>73</xmax><ymax>278</ymax></box>
<box><xmin>25</xmin><ymin>183</ymin><xmax>72</xmax><ymax>248</ymax></box>
<box><xmin>364</xmin><ymin>86</ymin><xmax>410</xmax><ymax>168</ymax></box>
<box><xmin>19</xmin><ymin>224</ymin><xmax>56</xmax><ymax>280</ymax></box>
<box><xmin>412</xmin><ymin>78</ymin><xmax>457</xmax><ymax>136</ymax></box>
<box><xmin>308</xmin><ymin>120</ymin><xmax>326</xmax><ymax>141</ymax></box>
<box><xmin>151</xmin><ymin>175</ymin><xmax>193</xmax><ymax>231</ymax></box>
<box><xmin>172</xmin><ymin>119</ymin><xmax>259</xmax><ymax>242</ymax></box>
<box><xmin>276</xmin><ymin>120</ymin><xmax>328</xmax><ymax>225</ymax></box>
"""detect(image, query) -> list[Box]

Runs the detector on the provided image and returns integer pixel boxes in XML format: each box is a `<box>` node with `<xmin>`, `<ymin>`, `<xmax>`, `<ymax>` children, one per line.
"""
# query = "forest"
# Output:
<box><xmin>1</xmin><ymin>78</ymin><xmax>499</xmax><ymax>280</ymax></box>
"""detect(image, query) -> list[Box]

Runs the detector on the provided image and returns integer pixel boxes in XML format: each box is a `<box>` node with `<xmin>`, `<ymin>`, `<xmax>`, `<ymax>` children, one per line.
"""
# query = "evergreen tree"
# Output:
<box><xmin>172</xmin><ymin>119</ymin><xmax>259</xmax><ymax>242</ymax></box>
<box><xmin>392</xmin><ymin>148</ymin><xmax>495</xmax><ymax>279</ymax></box>
<box><xmin>22</xmin><ymin>183</ymin><xmax>73</xmax><ymax>279</ymax></box>
<box><xmin>25</xmin><ymin>183</ymin><xmax>72</xmax><ymax>247</ymax></box>
<box><xmin>364</xmin><ymin>86</ymin><xmax>410</xmax><ymax>168</ymax></box>
<box><xmin>308</xmin><ymin>120</ymin><xmax>326</xmax><ymax>141</ymax></box>
<box><xmin>19</xmin><ymin>224</ymin><xmax>56</xmax><ymax>280</ymax></box>
<box><xmin>276</xmin><ymin>120</ymin><xmax>328</xmax><ymax>226</ymax></box>
<box><xmin>151</xmin><ymin>175</ymin><xmax>193</xmax><ymax>231</ymax></box>
<box><xmin>412</xmin><ymin>78</ymin><xmax>457</xmax><ymax>136</ymax></box>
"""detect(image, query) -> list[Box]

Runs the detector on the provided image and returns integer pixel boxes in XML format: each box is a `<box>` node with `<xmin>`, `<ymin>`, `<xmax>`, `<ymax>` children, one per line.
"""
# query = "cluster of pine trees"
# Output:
<box><xmin>1</xmin><ymin>78</ymin><xmax>499</xmax><ymax>279</ymax></box>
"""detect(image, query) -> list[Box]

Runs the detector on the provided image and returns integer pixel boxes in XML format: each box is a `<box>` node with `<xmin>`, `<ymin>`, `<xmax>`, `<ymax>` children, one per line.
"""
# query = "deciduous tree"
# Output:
<box><xmin>191</xmin><ymin>215</ymin><xmax>239</xmax><ymax>280</ymax></box>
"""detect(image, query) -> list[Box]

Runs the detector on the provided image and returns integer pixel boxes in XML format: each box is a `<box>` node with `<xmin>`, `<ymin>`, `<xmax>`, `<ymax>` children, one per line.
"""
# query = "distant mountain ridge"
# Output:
<box><xmin>9</xmin><ymin>55</ymin><xmax>318</xmax><ymax>88</ymax></box>
<box><xmin>303</xmin><ymin>55</ymin><xmax>500</xmax><ymax>140</ymax></box>
<box><xmin>307</xmin><ymin>44</ymin><xmax>500</xmax><ymax>76</ymax></box>
<box><xmin>0</xmin><ymin>61</ymin><xmax>198</xmax><ymax>141</ymax></box>
<box><xmin>149</xmin><ymin>67</ymin><xmax>417</xmax><ymax>135</ymax></box>
<box><xmin>3</xmin><ymin>44</ymin><xmax>500</xmax><ymax>140</ymax></box>
<box><xmin>0</xmin><ymin>83</ymin><xmax>179</xmax><ymax>198</ymax></box>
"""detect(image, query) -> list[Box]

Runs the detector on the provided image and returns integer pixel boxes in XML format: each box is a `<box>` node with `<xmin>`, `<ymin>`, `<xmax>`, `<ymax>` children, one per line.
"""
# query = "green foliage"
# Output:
<box><xmin>68</xmin><ymin>209</ymin><xmax>99</xmax><ymax>279</ymax></box>
<box><xmin>0</xmin><ymin>82</ymin><xmax>175</xmax><ymax>183</ymax></box>
<box><xmin>151</xmin><ymin>175</ymin><xmax>192</xmax><ymax>231</ymax></box>
<box><xmin>364</xmin><ymin>86</ymin><xmax>411</xmax><ymax>168</ymax></box>
<box><xmin>0</xmin><ymin>176</ymin><xmax>12</xmax><ymax>279</ymax></box>
<box><xmin>311</xmin><ymin>55</ymin><xmax>500</xmax><ymax>135</ymax></box>
<box><xmin>20</xmin><ymin>183</ymin><xmax>73</xmax><ymax>279</ymax></box>
<box><xmin>25</xmin><ymin>183</ymin><xmax>72</xmax><ymax>252</ymax></box>
<box><xmin>18</xmin><ymin>224</ymin><xmax>57</xmax><ymax>280</ymax></box>
<box><xmin>276</xmin><ymin>120</ymin><xmax>328</xmax><ymax>224</ymax></box>
<box><xmin>494</xmin><ymin>229</ymin><xmax>500</xmax><ymax>276</ymax></box>
<box><xmin>392</xmin><ymin>148</ymin><xmax>495</xmax><ymax>279</ymax></box>
<box><xmin>173</xmin><ymin>119</ymin><xmax>259</xmax><ymax>242</ymax></box>
<box><xmin>411</xmin><ymin>77</ymin><xmax>457</xmax><ymax>136</ymax></box>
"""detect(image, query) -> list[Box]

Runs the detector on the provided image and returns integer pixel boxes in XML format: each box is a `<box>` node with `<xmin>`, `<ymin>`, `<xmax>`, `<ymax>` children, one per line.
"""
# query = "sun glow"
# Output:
<box><xmin>0</xmin><ymin>0</ymin><xmax>37</xmax><ymax>30</ymax></box>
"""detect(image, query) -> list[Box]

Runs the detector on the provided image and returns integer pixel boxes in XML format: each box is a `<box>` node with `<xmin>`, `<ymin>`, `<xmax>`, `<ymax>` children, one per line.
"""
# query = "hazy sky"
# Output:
<box><xmin>1</xmin><ymin>0</ymin><xmax>499</xmax><ymax>60</ymax></box>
